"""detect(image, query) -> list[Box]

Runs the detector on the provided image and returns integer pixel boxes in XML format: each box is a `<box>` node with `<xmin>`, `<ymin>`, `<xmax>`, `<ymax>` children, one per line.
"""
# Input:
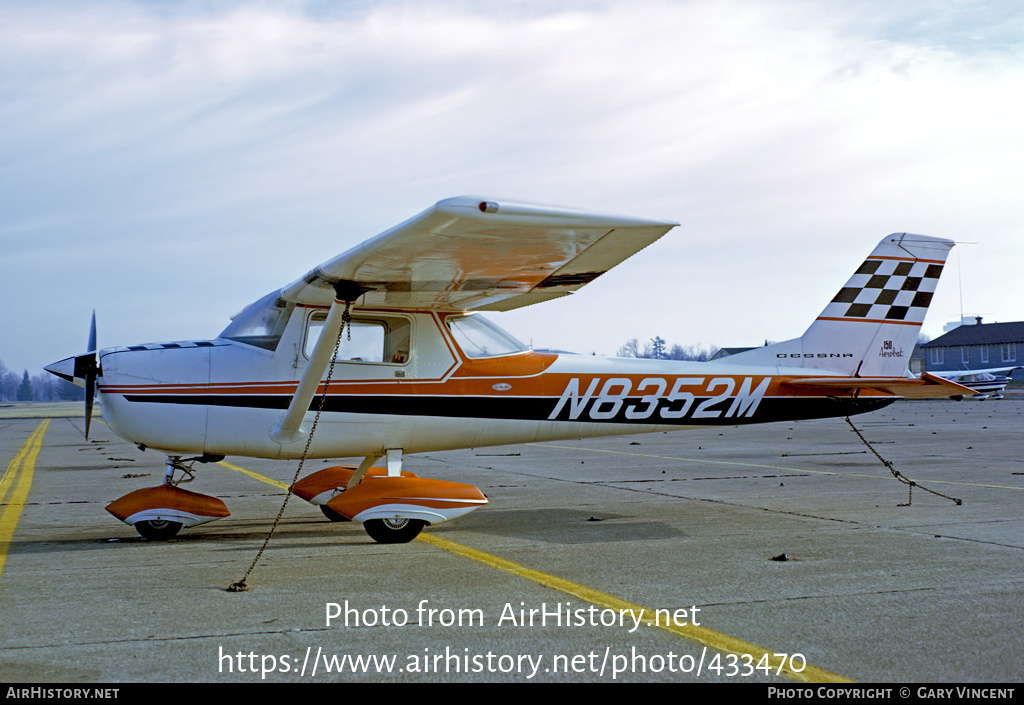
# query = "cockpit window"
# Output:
<box><xmin>447</xmin><ymin>314</ymin><xmax>528</xmax><ymax>358</ymax></box>
<box><xmin>305</xmin><ymin>312</ymin><xmax>412</xmax><ymax>364</ymax></box>
<box><xmin>220</xmin><ymin>291</ymin><xmax>294</xmax><ymax>351</ymax></box>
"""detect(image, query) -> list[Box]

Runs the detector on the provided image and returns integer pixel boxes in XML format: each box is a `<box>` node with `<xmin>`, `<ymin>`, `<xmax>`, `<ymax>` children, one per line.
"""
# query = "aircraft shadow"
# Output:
<box><xmin>452</xmin><ymin>508</ymin><xmax>684</xmax><ymax>544</ymax></box>
<box><xmin>8</xmin><ymin>509</ymin><xmax>683</xmax><ymax>554</ymax></box>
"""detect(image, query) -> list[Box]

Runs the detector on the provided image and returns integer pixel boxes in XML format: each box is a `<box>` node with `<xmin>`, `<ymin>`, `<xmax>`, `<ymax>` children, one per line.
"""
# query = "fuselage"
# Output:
<box><xmin>96</xmin><ymin>306</ymin><xmax>891</xmax><ymax>460</ymax></box>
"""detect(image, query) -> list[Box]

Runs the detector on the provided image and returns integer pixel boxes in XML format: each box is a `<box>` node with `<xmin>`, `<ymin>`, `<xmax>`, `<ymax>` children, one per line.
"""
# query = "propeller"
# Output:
<box><xmin>44</xmin><ymin>311</ymin><xmax>99</xmax><ymax>439</ymax></box>
<box><xmin>81</xmin><ymin>311</ymin><xmax>98</xmax><ymax>439</ymax></box>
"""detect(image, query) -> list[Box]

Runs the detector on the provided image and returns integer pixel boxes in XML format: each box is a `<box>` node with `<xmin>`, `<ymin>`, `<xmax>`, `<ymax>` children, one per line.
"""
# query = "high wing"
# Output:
<box><xmin>279</xmin><ymin>196</ymin><xmax>679</xmax><ymax>311</ymax></box>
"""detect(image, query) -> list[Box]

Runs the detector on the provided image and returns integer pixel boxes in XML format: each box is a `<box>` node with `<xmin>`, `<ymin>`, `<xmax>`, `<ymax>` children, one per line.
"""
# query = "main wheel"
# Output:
<box><xmin>363</xmin><ymin>518</ymin><xmax>426</xmax><ymax>544</ymax></box>
<box><xmin>135</xmin><ymin>519</ymin><xmax>183</xmax><ymax>541</ymax></box>
<box><xmin>320</xmin><ymin>505</ymin><xmax>351</xmax><ymax>522</ymax></box>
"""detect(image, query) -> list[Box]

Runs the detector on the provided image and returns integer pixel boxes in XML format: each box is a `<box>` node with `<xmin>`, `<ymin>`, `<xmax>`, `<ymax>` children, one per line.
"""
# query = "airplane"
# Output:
<box><xmin>930</xmin><ymin>366</ymin><xmax>1021</xmax><ymax>400</ymax></box>
<box><xmin>44</xmin><ymin>196</ymin><xmax>978</xmax><ymax>544</ymax></box>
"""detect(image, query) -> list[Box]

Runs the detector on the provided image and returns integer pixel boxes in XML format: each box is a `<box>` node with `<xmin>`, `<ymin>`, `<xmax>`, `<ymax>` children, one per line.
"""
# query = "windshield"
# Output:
<box><xmin>447</xmin><ymin>314</ymin><xmax>528</xmax><ymax>358</ymax></box>
<box><xmin>220</xmin><ymin>291</ymin><xmax>294</xmax><ymax>351</ymax></box>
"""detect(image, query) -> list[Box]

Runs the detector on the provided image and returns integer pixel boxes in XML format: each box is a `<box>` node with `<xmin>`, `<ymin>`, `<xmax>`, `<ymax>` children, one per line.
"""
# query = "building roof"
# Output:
<box><xmin>710</xmin><ymin>347</ymin><xmax>755</xmax><ymax>360</ymax></box>
<box><xmin>920</xmin><ymin>321</ymin><xmax>1024</xmax><ymax>348</ymax></box>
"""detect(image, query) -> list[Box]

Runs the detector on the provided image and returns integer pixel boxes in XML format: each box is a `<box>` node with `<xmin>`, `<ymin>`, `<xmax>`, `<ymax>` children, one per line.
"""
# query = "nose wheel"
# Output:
<box><xmin>107</xmin><ymin>467</ymin><xmax>230</xmax><ymax>540</ymax></box>
<box><xmin>362</xmin><ymin>518</ymin><xmax>426</xmax><ymax>544</ymax></box>
<box><xmin>134</xmin><ymin>519</ymin><xmax>183</xmax><ymax>541</ymax></box>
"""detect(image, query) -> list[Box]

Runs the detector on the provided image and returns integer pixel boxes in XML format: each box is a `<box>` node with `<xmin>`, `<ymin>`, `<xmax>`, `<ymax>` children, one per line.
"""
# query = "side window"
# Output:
<box><xmin>305</xmin><ymin>312</ymin><xmax>410</xmax><ymax>364</ymax></box>
<box><xmin>446</xmin><ymin>314</ymin><xmax>527</xmax><ymax>358</ymax></box>
<box><xmin>929</xmin><ymin>348</ymin><xmax>943</xmax><ymax>365</ymax></box>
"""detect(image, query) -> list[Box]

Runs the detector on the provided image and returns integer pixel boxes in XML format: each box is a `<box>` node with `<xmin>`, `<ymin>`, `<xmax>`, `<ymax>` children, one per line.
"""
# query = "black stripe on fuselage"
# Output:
<box><xmin>120</xmin><ymin>393</ymin><xmax>894</xmax><ymax>425</ymax></box>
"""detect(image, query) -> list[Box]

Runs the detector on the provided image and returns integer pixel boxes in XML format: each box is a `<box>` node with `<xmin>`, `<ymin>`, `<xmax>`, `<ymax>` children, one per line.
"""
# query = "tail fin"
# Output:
<box><xmin>719</xmin><ymin>233</ymin><xmax>955</xmax><ymax>376</ymax></box>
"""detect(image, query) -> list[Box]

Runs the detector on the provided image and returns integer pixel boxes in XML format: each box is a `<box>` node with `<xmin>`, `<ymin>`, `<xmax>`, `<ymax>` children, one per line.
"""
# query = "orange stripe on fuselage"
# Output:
<box><xmin>447</xmin><ymin>350</ymin><xmax>558</xmax><ymax>377</ymax></box>
<box><xmin>101</xmin><ymin>373</ymin><xmax>896</xmax><ymax>400</ymax></box>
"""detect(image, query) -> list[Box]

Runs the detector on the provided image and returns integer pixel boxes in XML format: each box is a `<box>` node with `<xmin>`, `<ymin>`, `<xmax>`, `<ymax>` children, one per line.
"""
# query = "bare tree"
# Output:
<box><xmin>1</xmin><ymin>371</ymin><xmax>17</xmax><ymax>402</ymax></box>
<box><xmin>31</xmin><ymin>373</ymin><xmax>56</xmax><ymax>401</ymax></box>
<box><xmin>616</xmin><ymin>338</ymin><xmax>719</xmax><ymax>361</ymax></box>
<box><xmin>56</xmin><ymin>378</ymin><xmax>85</xmax><ymax>401</ymax></box>
<box><xmin>616</xmin><ymin>338</ymin><xmax>641</xmax><ymax>358</ymax></box>
<box><xmin>667</xmin><ymin>343</ymin><xmax>720</xmax><ymax>361</ymax></box>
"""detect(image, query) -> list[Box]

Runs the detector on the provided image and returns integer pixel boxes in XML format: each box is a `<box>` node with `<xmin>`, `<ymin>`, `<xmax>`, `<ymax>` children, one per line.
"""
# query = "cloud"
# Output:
<box><xmin>1</xmin><ymin>0</ymin><xmax>1021</xmax><ymax>371</ymax></box>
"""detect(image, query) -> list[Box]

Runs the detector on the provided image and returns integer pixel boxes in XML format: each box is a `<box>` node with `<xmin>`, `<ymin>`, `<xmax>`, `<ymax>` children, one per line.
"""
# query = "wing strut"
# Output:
<box><xmin>230</xmin><ymin>286</ymin><xmax>364</xmax><ymax>592</ymax></box>
<box><xmin>269</xmin><ymin>285</ymin><xmax>362</xmax><ymax>444</ymax></box>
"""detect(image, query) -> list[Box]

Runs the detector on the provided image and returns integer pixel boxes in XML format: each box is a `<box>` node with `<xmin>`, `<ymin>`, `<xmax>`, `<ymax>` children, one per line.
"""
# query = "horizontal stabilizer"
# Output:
<box><xmin>782</xmin><ymin>371</ymin><xmax>978</xmax><ymax>399</ymax></box>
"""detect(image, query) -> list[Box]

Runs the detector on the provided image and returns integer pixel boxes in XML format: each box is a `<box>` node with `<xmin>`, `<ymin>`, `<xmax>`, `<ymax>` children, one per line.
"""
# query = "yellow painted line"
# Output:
<box><xmin>528</xmin><ymin>443</ymin><xmax>1024</xmax><ymax>491</ymax></box>
<box><xmin>217</xmin><ymin>461</ymin><xmax>290</xmax><ymax>490</ymax></box>
<box><xmin>0</xmin><ymin>428</ymin><xmax>40</xmax><ymax>507</ymax></box>
<box><xmin>0</xmin><ymin>420</ymin><xmax>50</xmax><ymax>581</ymax></box>
<box><xmin>418</xmin><ymin>533</ymin><xmax>850</xmax><ymax>683</ymax></box>
<box><xmin>224</xmin><ymin>456</ymin><xmax>850</xmax><ymax>682</ymax></box>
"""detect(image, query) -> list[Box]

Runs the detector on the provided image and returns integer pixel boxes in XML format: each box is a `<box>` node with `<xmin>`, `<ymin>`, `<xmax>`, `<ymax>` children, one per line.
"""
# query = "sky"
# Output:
<box><xmin>2</xmin><ymin>0</ymin><xmax>1022</xmax><ymax>374</ymax></box>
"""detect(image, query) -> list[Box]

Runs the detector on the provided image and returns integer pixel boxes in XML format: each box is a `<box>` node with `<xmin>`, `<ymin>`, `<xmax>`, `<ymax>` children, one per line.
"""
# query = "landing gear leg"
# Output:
<box><xmin>164</xmin><ymin>455</ymin><xmax>196</xmax><ymax>485</ymax></box>
<box><xmin>385</xmin><ymin>448</ymin><xmax>403</xmax><ymax>477</ymax></box>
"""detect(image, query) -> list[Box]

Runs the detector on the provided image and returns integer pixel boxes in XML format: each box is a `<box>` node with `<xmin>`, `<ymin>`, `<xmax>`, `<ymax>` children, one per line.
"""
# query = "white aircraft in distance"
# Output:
<box><xmin>46</xmin><ymin>196</ymin><xmax>978</xmax><ymax>544</ymax></box>
<box><xmin>931</xmin><ymin>366</ymin><xmax>1021</xmax><ymax>400</ymax></box>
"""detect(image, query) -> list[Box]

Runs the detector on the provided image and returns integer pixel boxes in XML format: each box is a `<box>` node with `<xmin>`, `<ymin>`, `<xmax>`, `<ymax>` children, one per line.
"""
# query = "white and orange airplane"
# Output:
<box><xmin>45</xmin><ymin>196</ymin><xmax>976</xmax><ymax>544</ymax></box>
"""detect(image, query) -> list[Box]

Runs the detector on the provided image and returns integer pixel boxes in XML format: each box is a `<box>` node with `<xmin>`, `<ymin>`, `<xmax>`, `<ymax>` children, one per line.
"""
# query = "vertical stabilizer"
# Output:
<box><xmin>718</xmin><ymin>233</ymin><xmax>955</xmax><ymax>376</ymax></box>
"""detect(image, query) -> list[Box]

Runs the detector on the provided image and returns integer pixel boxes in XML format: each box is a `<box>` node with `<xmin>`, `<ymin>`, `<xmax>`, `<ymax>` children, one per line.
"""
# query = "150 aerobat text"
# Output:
<box><xmin>548</xmin><ymin>376</ymin><xmax>771</xmax><ymax>423</ymax></box>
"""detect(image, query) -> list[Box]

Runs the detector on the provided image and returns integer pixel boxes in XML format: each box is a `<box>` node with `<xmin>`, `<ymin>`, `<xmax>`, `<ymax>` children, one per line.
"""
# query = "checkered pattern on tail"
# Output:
<box><xmin>705</xmin><ymin>233</ymin><xmax>954</xmax><ymax>376</ymax></box>
<box><xmin>818</xmin><ymin>258</ymin><xmax>943</xmax><ymax>324</ymax></box>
